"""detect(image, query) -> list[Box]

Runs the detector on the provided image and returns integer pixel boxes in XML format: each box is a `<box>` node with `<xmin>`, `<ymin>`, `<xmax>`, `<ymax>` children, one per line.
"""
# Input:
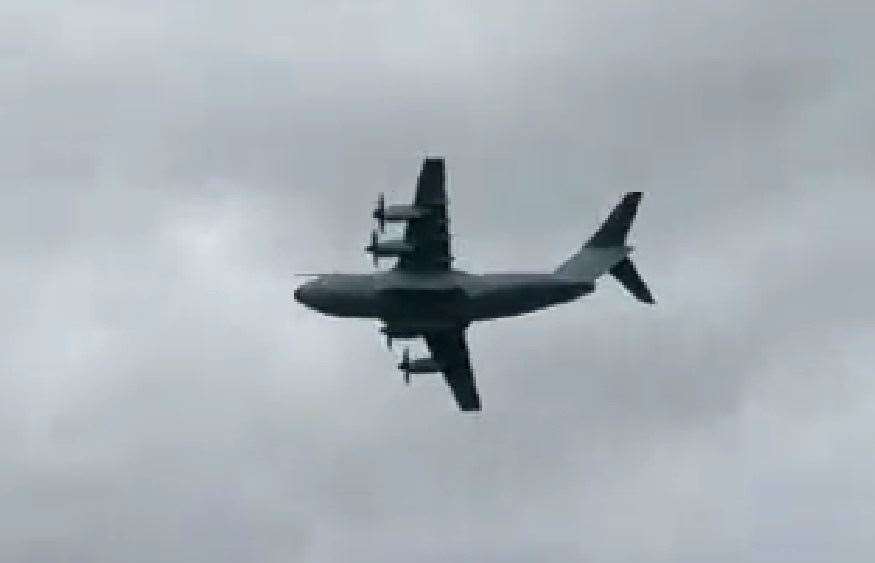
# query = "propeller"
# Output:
<box><xmin>401</xmin><ymin>347</ymin><xmax>411</xmax><ymax>385</ymax></box>
<box><xmin>375</xmin><ymin>192</ymin><xmax>386</xmax><ymax>232</ymax></box>
<box><xmin>367</xmin><ymin>230</ymin><xmax>379</xmax><ymax>268</ymax></box>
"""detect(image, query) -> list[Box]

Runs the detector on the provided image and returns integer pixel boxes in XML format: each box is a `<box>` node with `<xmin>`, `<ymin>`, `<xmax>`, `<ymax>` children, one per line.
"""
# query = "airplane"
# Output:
<box><xmin>294</xmin><ymin>158</ymin><xmax>654</xmax><ymax>412</ymax></box>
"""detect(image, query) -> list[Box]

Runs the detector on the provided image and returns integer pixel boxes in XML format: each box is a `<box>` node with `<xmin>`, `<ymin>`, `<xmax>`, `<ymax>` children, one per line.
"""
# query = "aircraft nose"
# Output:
<box><xmin>293</xmin><ymin>283</ymin><xmax>310</xmax><ymax>305</ymax></box>
<box><xmin>294</xmin><ymin>280</ymin><xmax>322</xmax><ymax>309</ymax></box>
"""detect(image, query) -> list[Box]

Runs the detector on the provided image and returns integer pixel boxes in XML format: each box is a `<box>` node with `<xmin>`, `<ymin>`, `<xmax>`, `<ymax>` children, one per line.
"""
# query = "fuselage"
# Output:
<box><xmin>294</xmin><ymin>270</ymin><xmax>594</xmax><ymax>325</ymax></box>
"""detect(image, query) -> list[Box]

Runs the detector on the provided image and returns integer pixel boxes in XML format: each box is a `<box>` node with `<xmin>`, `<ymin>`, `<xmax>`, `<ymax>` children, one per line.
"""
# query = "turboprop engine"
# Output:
<box><xmin>379</xmin><ymin>319</ymin><xmax>460</xmax><ymax>348</ymax></box>
<box><xmin>397</xmin><ymin>347</ymin><xmax>442</xmax><ymax>385</ymax></box>
<box><xmin>372</xmin><ymin>192</ymin><xmax>431</xmax><ymax>232</ymax></box>
<box><xmin>364</xmin><ymin>230</ymin><xmax>416</xmax><ymax>267</ymax></box>
<box><xmin>379</xmin><ymin>325</ymin><xmax>420</xmax><ymax>348</ymax></box>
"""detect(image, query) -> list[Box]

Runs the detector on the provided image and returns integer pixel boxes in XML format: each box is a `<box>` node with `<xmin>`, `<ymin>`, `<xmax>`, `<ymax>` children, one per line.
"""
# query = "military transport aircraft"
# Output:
<box><xmin>294</xmin><ymin>158</ymin><xmax>654</xmax><ymax>411</ymax></box>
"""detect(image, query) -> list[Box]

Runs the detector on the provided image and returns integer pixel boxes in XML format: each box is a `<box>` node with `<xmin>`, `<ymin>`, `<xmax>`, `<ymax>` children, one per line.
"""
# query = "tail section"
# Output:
<box><xmin>555</xmin><ymin>192</ymin><xmax>655</xmax><ymax>304</ymax></box>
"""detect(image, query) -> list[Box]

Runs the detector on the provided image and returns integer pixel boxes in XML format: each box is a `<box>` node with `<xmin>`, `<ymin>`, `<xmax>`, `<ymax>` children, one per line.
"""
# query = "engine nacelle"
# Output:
<box><xmin>398</xmin><ymin>347</ymin><xmax>442</xmax><ymax>384</ymax></box>
<box><xmin>373</xmin><ymin>192</ymin><xmax>431</xmax><ymax>232</ymax></box>
<box><xmin>365</xmin><ymin>230</ymin><xmax>416</xmax><ymax>266</ymax></box>
<box><xmin>379</xmin><ymin>325</ymin><xmax>420</xmax><ymax>348</ymax></box>
<box><xmin>380</xmin><ymin>319</ymin><xmax>461</xmax><ymax>347</ymax></box>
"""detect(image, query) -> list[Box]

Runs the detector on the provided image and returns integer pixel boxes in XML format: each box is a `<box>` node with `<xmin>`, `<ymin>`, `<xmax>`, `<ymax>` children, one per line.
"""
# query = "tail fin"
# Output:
<box><xmin>555</xmin><ymin>192</ymin><xmax>655</xmax><ymax>304</ymax></box>
<box><xmin>587</xmin><ymin>192</ymin><xmax>642</xmax><ymax>247</ymax></box>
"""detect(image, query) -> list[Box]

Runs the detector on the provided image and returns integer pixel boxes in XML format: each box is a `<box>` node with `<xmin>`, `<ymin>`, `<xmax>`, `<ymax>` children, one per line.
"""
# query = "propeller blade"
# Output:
<box><xmin>377</xmin><ymin>193</ymin><xmax>385</xmax><ymax>232</ymax></box>
<box><xmin>401</xmin><ymin>347</ymin><xmax>411</xmax><ymax>385</ymax></box>
<box><xmin>370</xmin><ymin>230</ymin><xmax>379</xmax><ymax>267</ymax></box>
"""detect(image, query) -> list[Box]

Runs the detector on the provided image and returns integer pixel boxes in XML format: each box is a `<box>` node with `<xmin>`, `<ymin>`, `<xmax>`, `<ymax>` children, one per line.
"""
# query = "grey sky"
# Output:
<box><xmin>2</xmin><ymin>1</ymin><xmax>874</xmax><ymax>561</ymax></box>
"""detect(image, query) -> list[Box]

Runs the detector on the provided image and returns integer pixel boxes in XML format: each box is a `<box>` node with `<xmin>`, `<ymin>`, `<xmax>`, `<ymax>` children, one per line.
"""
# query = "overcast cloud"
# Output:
<box><xmin>2</xmin><ymin>1</ymin><xmax>874</xmax><ymax>561</ymax></box>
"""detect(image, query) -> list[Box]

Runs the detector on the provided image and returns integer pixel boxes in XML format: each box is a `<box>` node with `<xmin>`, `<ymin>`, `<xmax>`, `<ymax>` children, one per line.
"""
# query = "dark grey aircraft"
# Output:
<box><xmin>294</xmin><ymin>158</ymin><xmax>653</xmax><ymax>411</ymax></box>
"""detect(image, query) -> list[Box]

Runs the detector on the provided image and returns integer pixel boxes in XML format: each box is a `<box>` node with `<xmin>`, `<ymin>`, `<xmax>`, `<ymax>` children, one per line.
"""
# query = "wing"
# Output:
<box><xmin>395</xmin><ymin>158</ymin><xmax>453</xmax><ymax>271</ymax></box>
<box><xmin>425</xmin><ymin>329</ymin><xmax>481</xmax><ymax>412</ymax></box>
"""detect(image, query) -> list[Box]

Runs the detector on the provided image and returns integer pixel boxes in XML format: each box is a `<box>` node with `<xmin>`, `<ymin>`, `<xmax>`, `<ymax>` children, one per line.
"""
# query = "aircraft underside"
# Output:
<box><xmin>294</xmin><ymin>158</ymin><xmax>653</xmax><ymax>411</ymax></box>
<box><xmin>374</xmin><ymin>278</ymin><xmax>594</xmax><ymax>322</ymax></box>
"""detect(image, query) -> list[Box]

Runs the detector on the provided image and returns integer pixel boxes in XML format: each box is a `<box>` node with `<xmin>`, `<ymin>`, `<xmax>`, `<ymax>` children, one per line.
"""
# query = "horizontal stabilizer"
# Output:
<box><xmin>610</xmin><ymin>257</ymin><xmax>654</xmax><ymax>304</ymax></box>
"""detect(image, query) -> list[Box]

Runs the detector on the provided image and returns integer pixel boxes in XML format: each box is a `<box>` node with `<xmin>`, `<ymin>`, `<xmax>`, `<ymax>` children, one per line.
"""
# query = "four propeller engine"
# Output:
<box><xmin>371</xmin><ymin>193</ymin><xmax>445</xmax><ymax>381</ymax></box>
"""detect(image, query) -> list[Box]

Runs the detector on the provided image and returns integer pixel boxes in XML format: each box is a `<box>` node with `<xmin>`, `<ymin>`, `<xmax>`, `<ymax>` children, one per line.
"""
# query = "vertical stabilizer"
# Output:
<box><xmin>586</xmin><ymin>192</ymin><xmax>642</xmax><ymax>247</ymax></box>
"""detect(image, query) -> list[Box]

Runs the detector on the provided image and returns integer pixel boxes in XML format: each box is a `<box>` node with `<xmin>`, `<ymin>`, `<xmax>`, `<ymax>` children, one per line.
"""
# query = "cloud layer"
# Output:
<box><xmin>2</xmin><ymin>1</ymin><xmax>874</xmax><ymax>561</ymax></box>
